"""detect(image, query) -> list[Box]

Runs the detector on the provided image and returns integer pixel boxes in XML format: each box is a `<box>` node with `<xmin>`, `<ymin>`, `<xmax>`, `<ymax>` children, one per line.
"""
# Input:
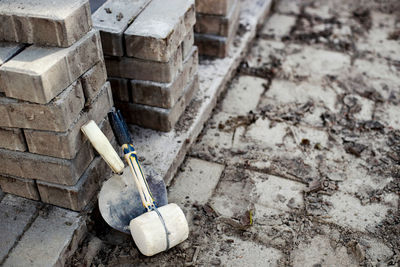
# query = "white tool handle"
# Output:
<box><xmin>81</xmin><ymin>120</ymin><xmax>125</xmax><ymax>174</ymax></box>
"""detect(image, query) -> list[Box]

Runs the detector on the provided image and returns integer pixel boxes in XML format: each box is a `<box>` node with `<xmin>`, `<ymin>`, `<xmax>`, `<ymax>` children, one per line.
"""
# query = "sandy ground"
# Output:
<box><xmin>68</xmin><ymin>0</ymin><xmax>400</xmax><ymax>266</ymax></box>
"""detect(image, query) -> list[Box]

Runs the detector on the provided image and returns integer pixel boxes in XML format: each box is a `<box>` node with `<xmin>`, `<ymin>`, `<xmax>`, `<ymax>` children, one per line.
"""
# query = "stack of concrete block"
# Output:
<box><xmin>0</xmin><ymin>0</ymin><xmax>115</xmax><ymax>211</ymax></box>
<box><xmin>195</xmin><ymin>0</ymin><xmax>241</xmax><ymax>58</ymax></box>
<box><xmin>93</xmin><ymin>0</ymin><xmax>199</xmax><ymax>132</ymax></box>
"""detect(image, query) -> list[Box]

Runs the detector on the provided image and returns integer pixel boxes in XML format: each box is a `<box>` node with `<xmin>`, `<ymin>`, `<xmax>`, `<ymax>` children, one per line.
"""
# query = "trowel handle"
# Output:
<box><xmin>124</xmin><ymin>145</ymin><xmax>155</xmax><ymax>211</ymax></box>
<box><xmin>108</xmin><ymin>109</ymin><xmax>156</xmax><ymax>211</ymax></box>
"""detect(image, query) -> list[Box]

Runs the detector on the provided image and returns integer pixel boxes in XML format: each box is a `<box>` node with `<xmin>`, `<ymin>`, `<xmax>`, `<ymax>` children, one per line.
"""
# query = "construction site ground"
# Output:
<box><xmin>1</xmin><ymin>0</ymin><xmax>399</xmax><ymax>266</ymax></box>
<box><xmin>67</xmin><ymin>0</ymin><xmax>400</xmax><ymax>266</ymax></box>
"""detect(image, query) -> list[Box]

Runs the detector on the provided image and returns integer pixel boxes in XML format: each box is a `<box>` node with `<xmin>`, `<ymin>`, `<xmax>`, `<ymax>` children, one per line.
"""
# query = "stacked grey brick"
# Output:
<box><xmin>194</xmin><ymin>0</ymin><xmax>241</xmax><ymax>58</ymax></box>
<box><xmin>0</xmin><ymin>0</ymin><xmax>115</xmax><ymax>211</ymax></box>
<box><xmin>93</xmin><ymin>0</ymin><xmax>199</xmax><ymax>132</ymax></box>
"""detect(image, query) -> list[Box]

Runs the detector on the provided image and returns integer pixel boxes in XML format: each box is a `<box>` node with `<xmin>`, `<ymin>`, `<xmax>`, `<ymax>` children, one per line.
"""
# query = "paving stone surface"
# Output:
<box><xmin>0</xmin><ymin>195</ymin><xmax>39</xmax><ymax>264</ymax></box>
<box><xmin>66</xmin><ymin>0</ymin><xmax>399</xmax><ymax>266</ymax></box>
<box><xmin>168</xmin><ymin>157</ymin><xmax>224</xmax><ymax>205</ymax></box>
<box><xmin>3</xmin><ymin>205</ymin><xmax>86</xmax><ymax>267</ymax></box>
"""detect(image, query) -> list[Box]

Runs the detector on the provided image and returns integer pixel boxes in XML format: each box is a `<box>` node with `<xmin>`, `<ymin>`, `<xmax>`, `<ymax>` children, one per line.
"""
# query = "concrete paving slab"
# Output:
<box><xmin>282</xmin><ymin>46</ymin><xmax>351</xmax><ymax>80</ymax></box>
<box><xmin>0</xmin><ymin>194</ymin><xmax>39</xmax><ymax>264</ymax></box>
<box><xmin>201</xmin><ymin>236</ymin><xmax>284</xmax><ymax>266</ymax></box>
<box><xmin>190</xmin><ymin>111</ymin><xmax>237</xmax><ymax>164</ymax></box>
<box><xmin>221</xmin><ymin>75</ymin><xmax>266</xmax><ymax>115</ymax></box>
<box><xmin>291</xmin><ymin>235</ymin><xmax>359</xmax><ymax>267</ymax></box>
<box><xmin>3</xmin><ymin>206</ymin><xmax>86</xmax><ymax>267</ymax></box>
<box><xmin>168</xmin><ymin>157</ymin><xmax>224</xmax><ymax>205</ymax></box>
<box><xmin>321</xmin><ymin>191</ymin><xmax>398</xmax><ymax>233</ymax></box>
<box><xmin>260</xmin><ymin>14</ymin><xmax>296</xmax><ymax>39</ymax></box>
<box><xmin>126</xmin><ymin>0</ymin><xmax>272</xmax><ymax>185</ymax></box>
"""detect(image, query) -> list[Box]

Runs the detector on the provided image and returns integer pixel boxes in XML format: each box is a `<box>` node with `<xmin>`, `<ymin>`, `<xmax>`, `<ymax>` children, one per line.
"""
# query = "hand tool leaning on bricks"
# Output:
<box><xmin>81</xmin><ymin>108</ymin><xmax>189</xmax><ymax>256</ymax></box>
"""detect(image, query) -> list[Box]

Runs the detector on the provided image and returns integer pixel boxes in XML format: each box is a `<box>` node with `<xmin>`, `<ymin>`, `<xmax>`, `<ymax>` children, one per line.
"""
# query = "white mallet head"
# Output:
<box><xmin>130</xmin><ymin>203</ymin><xmax>189</xmax><ymax>256</ymax></box>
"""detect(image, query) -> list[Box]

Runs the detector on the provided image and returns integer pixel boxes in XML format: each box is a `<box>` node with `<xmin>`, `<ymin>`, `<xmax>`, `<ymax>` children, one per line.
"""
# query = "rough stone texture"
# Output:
<box><xmin>105</xmin><ymin>46</ymin><xmax>183</xmax><ymax>83</ymax></box>
<box><xmin>0</xmin><ymin>0</ymin><xmax>92</xmax><ymax>47</ymax></box>
<box><xmin>131</xmin><ymin>46</ymin><xmax>198</xmax><ymax>108</ymax></box>
<box><xmin>37</xmin><ymin>156</ymin><xmax>111</xmax><ymax>211</ymax></box>
<box><xmin>195</xmin><ymin>0</ymin><xmax>240</xmax><ymax>37</ymax></box>
<box><xmin>94</xmin><ymin>1</ymin><xmax>148</xmax><ymax>52</ymax></box>
<box><xmin>124</xmin><ymin>0</ymin><xmax>195</xmax><ymax>62</ymax></box>
<box><xmin>118</xmin><ymin>75</ymin><xmax>199</xmax><ymax>131</ymax></box>
<box><xmin>0</xmin><ymin>127</ymin><xmax>27</xmax><ymax>152</ymax></box>
<box><xmin>168</xmin><ymin>157</ymin><xmax>224</xmax><ymax>205</ymax></box>
<box><xmin>0</xmin><ymin>195</ymin><xmax>39</xmax><ymax>264</ymax></box>
<box><xmin>108</xmin><ymin>77</ymin><xmax>130</xmax><ymax>102</ymax></box>
<box><xmin>0</xmin><ymin>80</ymin><xmax>85</xmax><ymax>132</ymax></box>
<box><xmin>92</xmin><ymin>0</ymin><xmax>151</xmax><ymax>56</ymax></box>
<box><xmin>80</xmin><ymin>60</ymin><xmax>107</xmax><ymax>106</ymax></box>
<box><xmin>0</xmin><ymin>141</ymin><xmax>94</xmax><ymax>186</ymax></box>
<box><xmin>0</xmin><ymin>30</ymin><xmax>102</xmax><ymax>104</ymax></box>
<box><xmin>0</xmin><ymin>175</ymin><xmax>40</xmax><ymax>201</ymax></box>
<box><xmin>24</xmin><ymin>83</ymin><xmax>113</xmax><ymax>159</ymax></box>
<box><xmin>195</xmin><ymin>0</ymin><xmax>235</xmax><ymax>16</ymax></box>
<box><xmin>182</xmin><ymin>30</ymin><xmax>194</xmax><ymax>60</ymax></box>
<box><xmin>3</xmin><ymin>206</ymin><xmax>86</xmax><ymax>267</ymax></box>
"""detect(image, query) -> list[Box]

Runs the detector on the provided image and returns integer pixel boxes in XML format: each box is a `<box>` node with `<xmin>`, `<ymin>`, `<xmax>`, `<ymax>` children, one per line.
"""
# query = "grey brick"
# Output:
<box><xmin>92</xmin><ymin>0</ymin><xmax>151</xmax><ymax>56</ymax></box>
<box><xmin>195</xmin><ymin>0</ymin><xmax>236</xmax><ymax>16</ymax></box>
<box><xmin>0</xmin><ymin>175</ymin><xmax>40</xmax><ymax>201</ymax></box>
<box><xmin>124</xmin><ymin>0</ymin><xmax>195</xmax><ymax>62</ymax></box>
<box><xmin>0</xmin><ymin>42</ymin><xmax>24</xmax><ymax>93</ymax></box>
<box><xmin>37</xmin><ymin>156</ymin><xmax>111</xmax><ymax>211</ymax></box>
<box><xmin>0</xmin><ymin>42</ymin><xmax>24</xmax><ymax>65</ymax></box>
<box><xmin>3</xmin><ymin>206</ymin><xmax>86</xmax><ymax>267</ymax></box>
<box><xmin>0</xmin><ymin>0</ymin><xmax>92</xmax><ymax>47</ymax></box>
<box><xmin>0</xmin><ymin>195</ymin><xmax>39</xmax><ymax>264</ymax></box>
<box><xmin>80</xmin><ymin>60</ymin><xmax>108</xmax><ymax>106</ymax></box>
<box><xmin>0</xmin><ymin>29</ymin><xmax>102</xmax><ymax>104</ymax></box>
<box><xmin>0</xmin><ymin>141</ymin><xmax>94</xmax><ymax>186</ymax></box>
<box><xmin>195</xmin><ymin>0</ymin><xmax>240</xmax><ymax>37</ymax></box>
<box><xmin>182</xmin><ymin>30</ymin><xmax>194</xmax><ymax>60</ymax></box>
<box><xmin>117</xmin><ymin>74</ymin><xmax>199</xmax><ymax>131</ymax></box>
<box><xmin>24</xmin><ymin>83</ymin><xmax>113</xmax><ymax>159</ymax></box>
<box><xmin>105</xmin><ymin>47</ymin><xmax>182</xmax><ymax>83</ymax></box>
<box><xmin>195</xmin><ymin>32</ymin><xmax>234</xmax><ymax>58</ymax></box>
<box><xmin>131</xmin><ymin>46</ymin><xmax>198</xmax><ymax>108</ymax></box>
<box><xmin>109</xmin><ymin>77</ymin><xmax>130</xmax><ymax>102</ymax></box>
<box><xmin>0</xmin><ymin>127</ymin><xmax>27</xmax><ymax>152</ymax></box>
<box><xmin>0</xmin><ymin>80</ymin><xmax>85</xmax><ymax>132</ymax></box>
